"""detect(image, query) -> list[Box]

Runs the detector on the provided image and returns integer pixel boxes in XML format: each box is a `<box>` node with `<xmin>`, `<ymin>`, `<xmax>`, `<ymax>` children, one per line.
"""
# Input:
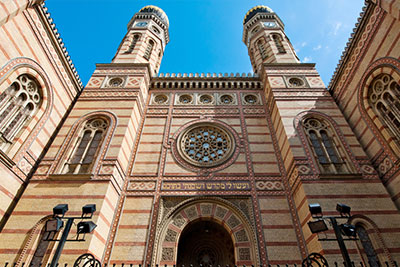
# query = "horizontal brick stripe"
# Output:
<box><xmin>262</xmin><ymin>225</ymin><xmax>294</xmax><ymax>229</ymax></box>
<box><xmin>0</xmin><ymin>184</ymin><xmax>15</xmax><ymax>199</ymax></box>
<box><xmin>269</xmin><ymin>260</ymin><xmax>302</xmax><ymax>265</ymax></box>
<box><xmin>23</xmin><ymin>195</ymin><xmax>106</xmax><ymax>199</ymax></box>
<box><xmin>118</xmin><ymin>225</ymin><xmax>149</xmax><ymax>229</ymax></box>
<box><xmin>123</xmin><ymin>209</ymin><xmax>151</xmax><ymax>214</ymax></box>
<box><xmin>266</xmin><ymin>241</ymin><xmax>298</xmax><ymax>246</ymax></box>
<box><xmin>114</xmin><ymin>242</ymin><xmax>146</xmax><ymax>246</ymax></box>
<box><xmin>260</xmin><ymin>210</ymin><xmax>290</xmax><ymax>214</ymax></box>
<box><xmin>308</xmin><ymin>194</ymin><xmax>389</xmax><ymax>198</ymax></box>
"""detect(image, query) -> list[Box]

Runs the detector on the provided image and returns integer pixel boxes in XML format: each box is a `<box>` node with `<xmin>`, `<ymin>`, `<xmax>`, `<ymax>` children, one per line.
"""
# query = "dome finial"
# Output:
<box><xmin>139</xmin><ymin>5</ymin><xmax>169</xmax><ymax>26</ymax></box>
<box><xmin>243</xmin><ymin>5</ymin><xmax>274</xmax><ymax>24</ymax></box>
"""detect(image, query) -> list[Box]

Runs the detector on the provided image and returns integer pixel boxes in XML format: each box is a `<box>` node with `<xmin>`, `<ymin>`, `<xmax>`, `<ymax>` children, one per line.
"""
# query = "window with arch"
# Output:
<box><xmin>62</xmin><ymin>118</ymin><xmax>109</xmax><ymax>174</ymax></box>
<box><xmin>356</xmin><ymin>225</ymin><xmax>379</xmax><ymax>267</ymax></box>
<box><xmin>302</xmin><ymin>117</ymin><xmax>351</xmax><ymax>174</ymax></box>
<box><xmin>257</xmin><ymin>39</ymin><xmax>268</xmax><ymax>59</ymax></box>
<box><xmin>125</xmin><ymin>33</ymin><xmax>141</xmax><ymax>54</ymax></box>
<box><xmin>144</xmin><ymin>39</ymin><xmax>155</xmax><ymax>60</ymax></box>
<box><xmin>272</xmin><ymin>34</ymin><xmax>285</xmax><ymax>53</ymax></box>
<box><xmin>0</xmin><ymin>74</ymin><xmax>42</xmax><ymax>149</ymax></box>
<box><xmin>368</xmin><ymin>74</ymin><xmax>400</xmax><ymax>142</ymax></box>
<box><xmin>31</xmin><ymin>225</ymin><xmax>56</xmax><ymax>266</ymax></box>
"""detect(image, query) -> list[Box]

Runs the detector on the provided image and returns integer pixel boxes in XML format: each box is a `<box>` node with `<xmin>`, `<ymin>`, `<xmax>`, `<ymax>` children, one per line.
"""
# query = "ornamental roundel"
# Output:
<box><xmin>172</xmin><ymin>120</ymin><xmax>240</xmax><ymax>171</ymax></box>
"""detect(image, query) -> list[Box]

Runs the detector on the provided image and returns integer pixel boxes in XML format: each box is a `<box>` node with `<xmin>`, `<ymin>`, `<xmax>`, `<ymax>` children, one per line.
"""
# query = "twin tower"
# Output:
<box><xmin>114</xmin><ymin>5</ymin><xmax>299</xmax><ymax>75</ymax></box>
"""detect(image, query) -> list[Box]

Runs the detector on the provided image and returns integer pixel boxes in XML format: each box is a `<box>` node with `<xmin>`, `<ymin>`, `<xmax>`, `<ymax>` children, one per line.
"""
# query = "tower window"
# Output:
<box><xmin>368</xmin><ymin>74</ymin><xmax>400</xmax><ymax>144</ymax></box>
<box><xmin>257</xmin><ymin>39</ymin><xmax>268</xmax><ymax>59</ymax></box>
<box><xmin>125</xmin><ymin>34</ymin><xmax>140</xmax><ymax>54</ymax></box>
<box><xmin>272</xmin><ymin>34</ymin><xmax>286</xmax><ymax>53</ymax></box>
<box><xmin>144</xmin><ymin>39</ymin><xmax>155</xmax><ymax>60</ymax></box>
<box><xmin>303</xmin><ymin>117</ymin><xmax>350</xmax><ymax>174</ymax></box>
<box><xmin>0</xmin><ymin>74</ymin><xmax>42</xmax><ymax>149</ymax></box>
<box><xmin>62</xmin><ymin>118</ymin><xmax>109</xmax><ymax>174</ymax></box>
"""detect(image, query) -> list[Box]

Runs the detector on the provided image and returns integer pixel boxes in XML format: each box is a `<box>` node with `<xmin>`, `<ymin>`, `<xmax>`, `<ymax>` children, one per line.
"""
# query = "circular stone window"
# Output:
<box><xmin>154</xmin><ymin>94</ymin><xmax>168</xmax><ymax>104</ymax></box>
<box><xmin>288</xmin><ymin>77</ymin><xmax>304</xmax><ymax>87</ymax></box>
<box><xmin>244</xmin><ymin>94</ymin><xmax>258</xmax><ymax>105</ymax></box>
<box><xmin>179</xmin><ymin>94</ymin><xmax>193</xmax><ymax>104</ymax></box>
<box><xmin>199</xmin><ymin>94</ymin><xmax>213</xmax><ymax>104</ymax></box>
<box><xmin>220</xmin><ymin>94</ymin><xmax>233</xmax><ymax>104</ymax></box>
<box><xmin>108</xmin><ymin>77</ymin><xmax>124</xmax><ymax>87</ymax></box>
<box><xmin>176</xmin><ymin>123</ymin><xmax>235</xmax><ymax>168</ymax></box>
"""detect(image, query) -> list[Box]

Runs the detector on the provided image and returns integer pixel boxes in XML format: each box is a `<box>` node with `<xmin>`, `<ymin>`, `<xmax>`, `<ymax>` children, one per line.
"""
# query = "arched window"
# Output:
<box><xmin>0</xmin><ymin>74</ymin><xmax>41</xmax><ymax>149</ymax></box>
<box><xmin>257</xmin><ymin>39</ymin><xmax>268</xmax><ymax>59</ymax></box>
<box><xmin>272</xmin><ymin>34</ymin><xmax>285</xmax><ymax>53</ymax></box>
<box><xmin>303</xmin><ymin>117</ymin><xmax>350</xmax><ymax>174</ymax></box>
<box><xmin>368</xmin><ymin>74</ymin><xmax>400</xmax><ymax>142</ymax></box>
<box><xmin>144</xmin><ymin>39</ymin><xmax>155</xmax><ymax>60</ymax></box>
<box><xmin>62</xmin><ymin>118</ymin><xmax>109</xmax><ymax>174</ymax></box>
<box><xmin>125</xmin><ymin>34</ymin><xmax>141</xmax><ymax>54</ymax></box>
<box><xmin>356</xmin><ymin>225</ymin><xmax>379</xmax><ymax>267</ymax></box>
<box><xmin>31</xmin><ymin>226</ymin><xmax>56</xmax><ymax>266</ymax></box>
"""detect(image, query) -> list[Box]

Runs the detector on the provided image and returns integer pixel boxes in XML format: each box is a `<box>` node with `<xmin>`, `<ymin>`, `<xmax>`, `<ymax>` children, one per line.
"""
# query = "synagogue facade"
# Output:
<box><xmin>0</xmin><ymin>0</ymin><xmax>399</xmax><ymax>266</ymax></box>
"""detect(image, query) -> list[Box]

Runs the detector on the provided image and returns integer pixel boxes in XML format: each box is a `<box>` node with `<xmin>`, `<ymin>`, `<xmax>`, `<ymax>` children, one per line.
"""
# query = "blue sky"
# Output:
<box><xmin>45</xmin><ymin>0</ymin><xmax>364</xmax><ymax>87</ymax></box>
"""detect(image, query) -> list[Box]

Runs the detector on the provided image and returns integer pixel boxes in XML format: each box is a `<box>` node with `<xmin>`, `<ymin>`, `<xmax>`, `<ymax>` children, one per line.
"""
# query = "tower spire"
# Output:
<box><xmin>112</xmin><ymin>5</ymin><xmax>170</xmax><ymax>75</ymax></box>
<box><xmin>243</xmin><ymin>5</ymin><xmax>299</xmax><ymax>73</ymax></box>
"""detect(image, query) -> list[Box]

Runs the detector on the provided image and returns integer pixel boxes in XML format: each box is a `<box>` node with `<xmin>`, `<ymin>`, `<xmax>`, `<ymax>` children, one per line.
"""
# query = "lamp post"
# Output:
<box><xmin>307</xmin><ymin>203</ymin><xmax>357</xmax><ymax>267</ymax></box>
<box><xmin>46</xmin><ymin>204</ymin><xmax>97</xmax><ymax>267</ymax></box>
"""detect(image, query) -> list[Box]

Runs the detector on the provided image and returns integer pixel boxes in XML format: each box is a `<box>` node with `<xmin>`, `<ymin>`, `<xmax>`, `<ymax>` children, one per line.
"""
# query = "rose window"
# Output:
<box><xmin>177</xmin><ymin>123</ymin><xmax>235</xmax><ymax>167</ymax></box>
<box><xmin>220</xmin><ymin>94</ymin><xmax>233</xmax><ymax>104</ymax></box>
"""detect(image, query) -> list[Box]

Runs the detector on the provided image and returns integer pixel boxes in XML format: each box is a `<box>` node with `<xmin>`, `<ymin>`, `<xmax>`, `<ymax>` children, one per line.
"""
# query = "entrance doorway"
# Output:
<box><xmin>176</xmin><ymin>219</ymin><xmax>235</xmax><ymax>266</ymax></box>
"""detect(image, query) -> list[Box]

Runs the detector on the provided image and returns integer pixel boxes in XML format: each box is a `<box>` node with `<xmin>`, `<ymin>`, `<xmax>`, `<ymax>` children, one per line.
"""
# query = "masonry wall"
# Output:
<box><xmin>0</xmin><ymin>2</ymin><xmax>81</xmax><ymax>228</ymax></box>
<box><xmin>330</xmin><ymin>1</ymin><xmax>400</xmax><ymax>209</ymax></box>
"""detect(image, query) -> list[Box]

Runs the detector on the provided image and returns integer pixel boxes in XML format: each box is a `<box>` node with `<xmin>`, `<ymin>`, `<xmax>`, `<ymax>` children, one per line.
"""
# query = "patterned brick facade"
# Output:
<box><xmin>0</xmin><ymin>1</ymin><xmax>399</xmax><ymax>266</ymax></box>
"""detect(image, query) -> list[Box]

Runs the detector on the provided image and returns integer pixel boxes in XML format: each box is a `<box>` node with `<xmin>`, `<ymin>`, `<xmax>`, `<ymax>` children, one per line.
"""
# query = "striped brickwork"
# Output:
<box><xmin>329</xmin><ymin>1</ymin><xmax>400</xmax><ymax>209</ymax></box>
<box><xmin>264</xmin><ymin>61</ymin><xmax>400</xmax><ymax>263</ymax></box>
<box><xmin>0</xmin><ymin>2</ymin><xmax>81</xmax><ymax>226</ymax></box>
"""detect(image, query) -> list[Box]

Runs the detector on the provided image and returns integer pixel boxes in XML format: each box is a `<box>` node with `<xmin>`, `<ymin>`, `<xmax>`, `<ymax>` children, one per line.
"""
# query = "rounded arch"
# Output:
<box><xmin>357</xmin><ymin>57</ymin><xmax>400</xmax><ymax>158</ymax></box>
<box><xmin>0</xmin><ymin>57</ymin><xmax>54</xmax><ymax>160</ymax></box>
<box><xmin>15</xmin><ymin>215</ymin><xmax>54</xmax><ymax>266</ymax></box>
<box><xmin>153</xmin><ymin>197</ymin><xmax>260</xmax><ymax>266</ymax></box>
<box><xmin>50</xmin><ymin>110</ymin><xmax>118</xmax><ymax>175</ymax></box>
<box><xmin>349</xmin><ymin>215</ymin><xmax>393</xmax><ymax>265</ymax></box>
<box><xmin>294</xmin><ymin>110</ymin><xmax>361</xmax><ymax>175</ymax></box>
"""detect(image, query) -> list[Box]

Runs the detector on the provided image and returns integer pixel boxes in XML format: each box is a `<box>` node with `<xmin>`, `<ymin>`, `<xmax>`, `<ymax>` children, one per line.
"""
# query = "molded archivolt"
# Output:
<box><xmin>50</xmin><ymin>111</ymin><xmax>118</xmax><ymax>175</ymax></box>
<box><xmin>0</xmin><ymin>57</ymin><xmax>53</xmax><ymax>160</ymax></box>
<box><xmin>349</xmin><ymin>215</ymin><xmax>393</xmax><ymax>265</ymax></box>
<box><xmin>294</xmin><ymin>110</ymin><xmax>361</xmax><ymax>175</ymax></box>
<box><xmin>357</xmin><ymin>57</ymin><xmax>400</xmax><ymax>157</ymax></box>
<box><xmin>153</xmin><ymin>197</ymin><xmax>260</xmax><ymax>266</ymax></box>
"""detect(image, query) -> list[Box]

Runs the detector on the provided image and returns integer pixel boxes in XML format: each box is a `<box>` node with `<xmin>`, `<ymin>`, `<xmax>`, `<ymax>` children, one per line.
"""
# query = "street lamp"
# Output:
<box><xmin>307</xmin><ymin>203</ymin><xmax>357</xmax><ymax>267</ymax></box>
<box><xmin>45</xmin><ymin>204</ymin><xmax>97</xmax><ymax>267</ymax></box>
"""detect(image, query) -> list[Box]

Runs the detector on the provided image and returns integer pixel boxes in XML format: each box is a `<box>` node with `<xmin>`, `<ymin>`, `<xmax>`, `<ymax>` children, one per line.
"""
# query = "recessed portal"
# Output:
<box><xmin>177</xmin><ymin>219</ymin><xmax>235</xmax><ymax>266</ymax></box>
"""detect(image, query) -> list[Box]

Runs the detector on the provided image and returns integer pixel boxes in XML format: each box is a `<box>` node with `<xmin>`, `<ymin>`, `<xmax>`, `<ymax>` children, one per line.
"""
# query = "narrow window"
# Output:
<box><xmin>0</xmin><ymin>74</ymin><xmax>41</xmax><ymax>149</ymax></box>
<box><xmin>303</xmin><ymin>117</ymin><xmax>349</xmax><ymax>174</ymax></box>
<box><xmin>63</xmin><ymin>118</ymin><xmax>109</xmax><ymax>174</ymax></box>
<box><xmin>368</xmin><ymin>74</ymin><xmax>400</xmax><ymax>142</ymax></box>
<box><xmin>272</xmin><ymin>34</ymin><xmax>286</xmax><ymax>53</ymax></box>
<box><xmin>356</xmin><ymin>225</ymin><xmax>379</xmax><ymax>267</ymax></box>
<box><xmin>125</xmin><ymin>34</ymin><xmax>140</xmax><ymax>54</ymax></box>
<box><xmin>31</xmin><ymin>227</ymin><xmax>56</xmax><ymax>266</ymax></box>
<box><xmin>257</xmin><ymin>39</ymin><xmax>268</xmax><ymax>59</ymax></box>
<box><xmin>144</xmin><ymin>40</ymin><xmax>155</xmax><ymax>60</ymax></box>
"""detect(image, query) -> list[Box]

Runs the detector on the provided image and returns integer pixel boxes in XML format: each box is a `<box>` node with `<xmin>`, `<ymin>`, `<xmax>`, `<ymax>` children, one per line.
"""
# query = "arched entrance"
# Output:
<box><xmin>153</xmin><ymin>197</ymin><xmax>259</xmax><ymax>266</ymax></box>
<box><xmin>177</xmin><ymin>219</ymin><xmax>235</xmax><ymax>266</ymax></box>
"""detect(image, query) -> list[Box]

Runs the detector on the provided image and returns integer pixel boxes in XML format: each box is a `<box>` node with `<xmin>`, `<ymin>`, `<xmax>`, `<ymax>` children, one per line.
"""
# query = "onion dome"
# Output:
<box><xmin>139</xmin><ymin>5</ymin><xmax>169</xmax><ymax>26</ymax></box>
<box><xmin>243</xmin><ymin>5</ymin><xmax>274</xmax><ymax>24</ymax></box>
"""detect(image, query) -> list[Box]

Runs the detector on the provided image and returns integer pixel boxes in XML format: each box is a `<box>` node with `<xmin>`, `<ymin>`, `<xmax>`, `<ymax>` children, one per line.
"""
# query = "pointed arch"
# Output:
<box><xmin>153</xmin><ymin>197</ymin><xmax>260</xmax><ymax>266</ymax></box>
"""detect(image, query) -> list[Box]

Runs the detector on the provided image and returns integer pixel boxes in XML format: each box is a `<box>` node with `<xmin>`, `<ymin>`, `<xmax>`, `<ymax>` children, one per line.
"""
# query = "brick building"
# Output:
<box><xmin>0</xmin><ymin>0</ymin><xmax>399</xmax><ymax>266</ymax></box>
